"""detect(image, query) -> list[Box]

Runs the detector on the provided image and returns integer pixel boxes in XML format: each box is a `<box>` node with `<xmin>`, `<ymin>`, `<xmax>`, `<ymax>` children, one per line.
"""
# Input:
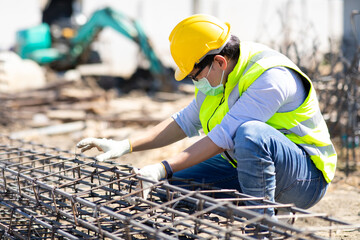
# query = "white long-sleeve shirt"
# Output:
<box><xmin>171</xmin><ymin>67</ymin><xmax>307</xmax><ymax>150</ymax></box>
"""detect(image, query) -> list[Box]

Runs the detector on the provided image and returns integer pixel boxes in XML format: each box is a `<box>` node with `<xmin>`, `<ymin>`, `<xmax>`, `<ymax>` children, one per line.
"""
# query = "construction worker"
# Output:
<box><xmin>77</xmin><ymin>14</ymin><xmax>337</xmax><ymax>217</ymax></box>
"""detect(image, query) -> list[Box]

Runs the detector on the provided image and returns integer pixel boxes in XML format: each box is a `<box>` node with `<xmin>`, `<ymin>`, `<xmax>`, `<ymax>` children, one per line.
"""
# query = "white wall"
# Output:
<box><xmin>0</xmin><ymin>0</ymin><xmax>42</xmax><ymax>51</ymax></box>
<box><xmin>83</xmin><ymin>0</ymin><xmax>346</xmax><ymax>73</ymax></box>
<box><xmin>0</xmin><ymin>0</ymin><xmax>351</xmax><ymax>76</ymax></box>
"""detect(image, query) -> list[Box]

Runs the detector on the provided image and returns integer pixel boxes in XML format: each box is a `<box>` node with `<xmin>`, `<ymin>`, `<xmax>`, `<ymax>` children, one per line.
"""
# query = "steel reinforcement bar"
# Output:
<box><xmin>0</xmin><ymin>134</ymin><xmax>357</xmax><ymax>239</ymax></box>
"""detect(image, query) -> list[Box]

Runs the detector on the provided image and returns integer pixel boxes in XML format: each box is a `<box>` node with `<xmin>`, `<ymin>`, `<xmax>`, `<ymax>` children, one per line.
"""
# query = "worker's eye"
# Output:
<box><xmin>188</xmin><ymin>65</ymin><xmax>206</xmax><ymax>81</ymax></box>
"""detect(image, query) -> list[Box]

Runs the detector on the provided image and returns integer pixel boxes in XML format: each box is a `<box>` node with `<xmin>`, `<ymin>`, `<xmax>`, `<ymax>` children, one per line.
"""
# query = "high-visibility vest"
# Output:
<box><xmin>195</xmin><ymin>41</ymin><xmax>337</xmax><ymax>183</ymax></box>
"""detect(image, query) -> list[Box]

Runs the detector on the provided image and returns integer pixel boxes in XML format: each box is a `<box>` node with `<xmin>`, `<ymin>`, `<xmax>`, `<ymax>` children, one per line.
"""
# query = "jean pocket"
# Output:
<box><xmin>275</xmin><ymin>177</ymin><xmax>321</xmax><ymax>209</ymax></box>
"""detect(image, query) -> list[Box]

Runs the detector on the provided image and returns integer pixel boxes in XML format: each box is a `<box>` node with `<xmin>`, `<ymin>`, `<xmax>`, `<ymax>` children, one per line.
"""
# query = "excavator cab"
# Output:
<box><xmin>15</xmin><ymin>23</ymin><xmax>64</xmax><ymax>64</ymax></box>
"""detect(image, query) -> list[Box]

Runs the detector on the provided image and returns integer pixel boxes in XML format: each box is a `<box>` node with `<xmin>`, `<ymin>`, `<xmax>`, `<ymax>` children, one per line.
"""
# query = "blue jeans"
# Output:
<box><xmin>173</xmin><ymin>121</ymin><xmax>328</xmax><ymax>216</ymax></box>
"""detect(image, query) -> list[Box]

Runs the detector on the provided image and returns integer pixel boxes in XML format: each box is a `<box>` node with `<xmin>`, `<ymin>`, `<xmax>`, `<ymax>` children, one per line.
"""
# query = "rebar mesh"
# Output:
<box><xmin>0</xmin><ymin>134</ymin><xmax>357</xmax><ymax>240</ymax></box>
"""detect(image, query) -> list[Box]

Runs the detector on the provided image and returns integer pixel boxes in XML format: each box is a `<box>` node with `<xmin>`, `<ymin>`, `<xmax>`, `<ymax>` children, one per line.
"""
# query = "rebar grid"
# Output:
<box><xmin>0</xmin><ymin>134</ymin><xmax>356</xmax><ymax>239</ymax></box>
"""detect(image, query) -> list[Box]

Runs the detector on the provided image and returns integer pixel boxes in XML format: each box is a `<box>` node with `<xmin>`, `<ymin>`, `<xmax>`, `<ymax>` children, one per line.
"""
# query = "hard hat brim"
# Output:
<box><xmin>174</xmin><ymin>67</ymin><xmax>188</xmax><ymax>81</ymax></box>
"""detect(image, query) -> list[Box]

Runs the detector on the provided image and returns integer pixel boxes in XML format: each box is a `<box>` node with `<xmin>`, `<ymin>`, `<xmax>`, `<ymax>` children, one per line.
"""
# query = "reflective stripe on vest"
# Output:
<box><xmin>195</xmin><ymin>41</ymin><xmax>337</xmax><ymax>183</ymax></box>
<box><xmin>277</xmin><ymin>108</ymin><xmax>323</xmax><ymax>137</ymax></box>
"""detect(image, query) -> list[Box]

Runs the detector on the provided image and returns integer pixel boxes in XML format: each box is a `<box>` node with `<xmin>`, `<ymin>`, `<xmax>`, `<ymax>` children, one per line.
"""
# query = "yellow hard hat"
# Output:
<box><xmin>169</xmin><ymin>14</ymin><xmax>231</xmax><ymax>81</ymax></box>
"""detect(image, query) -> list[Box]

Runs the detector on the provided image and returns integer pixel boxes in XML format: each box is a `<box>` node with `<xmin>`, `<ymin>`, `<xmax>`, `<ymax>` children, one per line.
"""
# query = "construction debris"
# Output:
<box><xmin>0</xmin><ymin>134</ymin><xmax>358</xmax><ymax>239</ymax></box>
<box><xmin>0</xmin><ymin>51</ymin><xmax>46</xmax><ymax>93</ymax></box>
<box><xmin>0</xmin><ymin>77</ymin><xmax>192</xmax><ymax>140</ymax></box>
<box><xmin>10</xmin><ymin>121</ymin><xmax>86</xmax><ymax>139</ymax></box>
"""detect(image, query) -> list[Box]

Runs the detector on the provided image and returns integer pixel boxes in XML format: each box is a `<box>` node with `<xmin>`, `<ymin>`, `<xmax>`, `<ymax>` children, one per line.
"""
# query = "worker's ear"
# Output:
<box><xmin>214</xmin><ymin>55</ymin><xmax>227</xmax><ymax>70</ymax></box>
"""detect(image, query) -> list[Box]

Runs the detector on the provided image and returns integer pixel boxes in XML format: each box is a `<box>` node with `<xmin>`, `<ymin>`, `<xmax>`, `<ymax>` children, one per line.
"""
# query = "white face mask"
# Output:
<box><xmin>193</xmin><ymin>63</ymin><xmax>225</xmax><ymax>96</ymax></box>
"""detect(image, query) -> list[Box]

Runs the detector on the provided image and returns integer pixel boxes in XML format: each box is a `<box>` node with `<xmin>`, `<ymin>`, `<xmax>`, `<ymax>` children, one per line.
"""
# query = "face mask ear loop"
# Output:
<box><xmin>206</xmin><ymin>62</ymin><xmax>213</xmax><ymax>78</ymax></box>
<box><xmin>220</xmin><ymin>70</ymin><xmax>225</xmax><ymax>85</ymax></box>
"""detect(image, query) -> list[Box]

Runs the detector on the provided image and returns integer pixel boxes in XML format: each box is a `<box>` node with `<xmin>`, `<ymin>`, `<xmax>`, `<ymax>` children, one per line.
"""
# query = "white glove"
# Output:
<box><xmin>76</xmin><ymin>138</ymin><xmax>131</xmax><ymax>162</ymax></box>
<box><xmin>133</xmin><ymin>163</ymin><xmax>166</xmax><ymax>200</ymax></box>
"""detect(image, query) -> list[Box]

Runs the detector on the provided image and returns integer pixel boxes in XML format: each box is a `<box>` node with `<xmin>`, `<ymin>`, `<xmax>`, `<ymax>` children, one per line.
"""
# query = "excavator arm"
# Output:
<box><xmin>68</xmin><ymin>7</ymin><xmax>164</xmax><ymax>75</ymax></box>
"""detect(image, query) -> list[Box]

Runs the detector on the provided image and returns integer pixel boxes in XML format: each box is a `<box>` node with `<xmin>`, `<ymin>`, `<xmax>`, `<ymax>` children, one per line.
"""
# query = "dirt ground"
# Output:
<box><xmin>303</xmin><ymin>166</ymin><xmax>360</xmax><ymax>239</ymax></box>
<box><xmin>3</xmin><ymin>87</ymin><xmax>360</xmax><ymax>239</ymax></box>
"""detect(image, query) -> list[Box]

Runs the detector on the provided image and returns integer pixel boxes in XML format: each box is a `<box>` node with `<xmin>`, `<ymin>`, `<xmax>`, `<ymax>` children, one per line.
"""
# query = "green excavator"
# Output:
<box><xmin>15</xmin><ymin>7</ymin><xmax>174</xmax><ymax>92</ymax></box>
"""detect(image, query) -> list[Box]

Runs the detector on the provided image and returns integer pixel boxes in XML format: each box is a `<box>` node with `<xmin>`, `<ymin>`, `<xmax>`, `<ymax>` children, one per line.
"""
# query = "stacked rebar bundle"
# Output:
<box><xmin>0</xmin><ymin>134</ymin><xmax>356</xmax><ymax>239</ymax></box>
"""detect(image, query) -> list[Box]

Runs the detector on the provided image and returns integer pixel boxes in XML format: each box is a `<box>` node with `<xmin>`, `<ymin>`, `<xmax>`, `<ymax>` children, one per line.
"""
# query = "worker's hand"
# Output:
<box><xmin>76</xmin><ymin>138</ymin><xmax>131</xmax><ymax>162</ymax></box>
<box><xmin>132</xmin><ymin>163</ymin><xmax>166</xmax><ymax>200</ymax></box>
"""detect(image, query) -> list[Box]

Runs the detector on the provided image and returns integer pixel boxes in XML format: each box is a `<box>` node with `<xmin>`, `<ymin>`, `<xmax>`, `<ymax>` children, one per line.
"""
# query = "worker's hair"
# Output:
<box><xmin>194</xmin><ymin>35</ymin><xmax>240</xmax><ymax>69</ymax></box>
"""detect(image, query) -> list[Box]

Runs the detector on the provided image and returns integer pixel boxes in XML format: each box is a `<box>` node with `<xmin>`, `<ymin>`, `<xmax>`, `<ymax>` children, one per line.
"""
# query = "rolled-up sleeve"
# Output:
<box><xmin>171</xmin><ymin>99</ymin><xmax>202</xmax><ymax>137</ymax></box>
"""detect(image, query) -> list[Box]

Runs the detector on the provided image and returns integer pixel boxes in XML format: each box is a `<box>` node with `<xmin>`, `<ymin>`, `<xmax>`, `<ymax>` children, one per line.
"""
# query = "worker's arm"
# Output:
<box><xmin>167</xmin><ymin>136</ymin><xmax>223</xmax><ymax>172</ymax></box>
<box><xmin>131</xmin><ymin>117</ymin><xmax>187</xmax><ymax>151</ymax></box>
<box><xmin>133</xmin><ymin>136</ymin><xmax>224</xmax><ymax>200</ymax></box>
<box><xmin>76</xmin><ymin>117</ymin><xmax>187</xmax><ymax>161</ymax></box>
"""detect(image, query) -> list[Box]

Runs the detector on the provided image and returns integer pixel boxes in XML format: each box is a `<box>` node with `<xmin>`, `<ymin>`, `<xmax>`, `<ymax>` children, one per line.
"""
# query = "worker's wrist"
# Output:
<box><xmin>161</xmin><ymin>160</ymin><xmax>173</xmax><ymax>179</ymax></box>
